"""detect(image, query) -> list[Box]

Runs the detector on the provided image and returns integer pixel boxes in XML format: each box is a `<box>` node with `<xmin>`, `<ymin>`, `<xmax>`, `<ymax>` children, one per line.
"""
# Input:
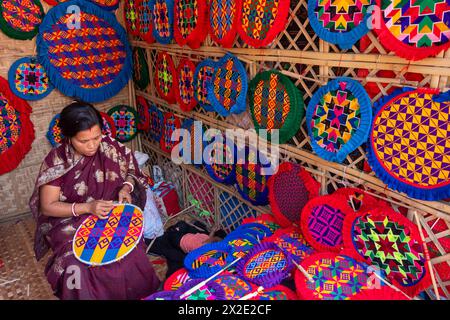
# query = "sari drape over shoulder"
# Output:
<box><xmin>29</xmin><ymin>136</ymin><xmax>160</xmax><ymax>299</ymax></box>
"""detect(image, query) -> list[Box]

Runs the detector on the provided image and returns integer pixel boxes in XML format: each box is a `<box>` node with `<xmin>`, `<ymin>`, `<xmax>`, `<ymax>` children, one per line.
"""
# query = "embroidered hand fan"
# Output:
<box><xmin>268</xmin><ymin>162</ymin><xmax>321</xmax><ymax>227</ymax></box>
<box><xmin>163</xmin><ymin>268</ymin><xmax>192</xmax><ymax>291</ymax></box>
<box><xmin>375</xmin><ymin>0</ymin><xmax>450</xmax><ymax>60</ymax></box>
<box><xmin>207</xmin><ymin>53</ymin><xmax>248</xmax><ymax>117</ymax></box>
<box><xmin>150</xmin><ymin>0</ymin><xmax>174</xmax><ymax>44</ymax></box>
<box><xmin>38</xmin><ymin>0</ymin><xmax>132</xmax><ymax>103</ymax></box>
<box><xmin>235</xmin><ymin>146</ymin><xmax>272</xmax><ymax>206</ymax></box>
<box><xmin>300</xmin><ymin>194</ymin><xmax>354</xmax><ymax>252</ymax></box>
<box><xmin>175</xmin><ymin>58</ymin><xmax>197</xmax><ymax>112</ymax></box>
<box><xmin>349</xmin><ymin>285</ymin><xmax>409</xmax><ymax>300</ymax></box>
<box><xmin>265</xmin><ymin>226</ymin><xmax>315</xmax><ymax>264</ymax></box>
<box><xmin>47</xmin><ymin>113</ymin><xmax>64</xmax><ymax>147</ymax></box>
<box><xmin>193</xmin><ymin>59</ymin><xmax>218</xmax><ymax>112</ymax></box>
<box><xmin>223</xmin><ymin>232</ymin><xmax>258</xmax><ymax>258</ymax></box>
<box><xmin>89</xmin><ymin>0</ymin><xmax>120</xmax><ymax>10</ymax></box>
<box><xmin>204</xmin><ymin>132</ymin><xmax>237</xmax><ymax>184</ymax></box>
<box><xmin>250</xmin><ymin>285</ymin><xmax>298</xmax><ymax>300</ymax></box>
<box><xmin>308</xmin><ymin>0</ymin><xmax>373</xmax><ymax>50</ymax></box>
<box><xmin>136</xmin><ymin>0</ymin><xmax>155</xmax><ymax>43</ymax></box>
<box><xmin>99</xmin><ymin>111</ymin><xmax>117</xmax><ymax>138</ymax></box>
<box><xmin>342</xmin><ymin>206</ymin><xmax>432</xmax><ymax>297</ymax></box>
<box><xmin>107</xmin><ymin>105</ymin><xmax>138</xmax><ymax>143</ymax></box>
<box><xmin>231</xmin><ymin>222</ymin><xmax>273</xmax><ymax>242</ymax></box>
<box><xmin>242</xmin><ymin>214</ymin><xmax>281</xmax><ymax>233</ymax></box>
<box><xmin>294</xmin><ymin>252</ymin><xmax>374</xmax><ymax>300</ymax></box>
<box><xmin>143</xmin><ymin>290</ymin><xmax>177</xmax><ymax>300</ymax></box>
<box><xmin>160</xmin><ymin>112</ymin><xmax>181</xmax><ymax>154</ymax></box>
<box><xmin>236</xmin><ymin>0</ymin><xmax>290</xmax><ymax>48</ymax></box>
<box><xmin>175</xmin><ymin>278</ymin><xmax>227</xmax><ymax>300</ymax></box>
<box><xmin>333</xmin><ymin>187</ymin><xmax>384</xmax><ymax>213</ymax></box>
<box><xmin>8</xmin><ymin>57</ymin><xmax>53</xmax><ymax>101</ymax></box>
<box><xmin>149</xmin><ymin>103</ymin><xmax>164</xmax><ymax>142</ymax></box>
<box><xmin>249</xmin><ymin>70</ymin><xmax>304</xmax><ymax>144</ymax></box>
<box><xmin>367</xmin><ymin>88</ymin><xmax>450</xmax><ymax>201</ymax></box>
<box><xmin>0</xmin><ymin>0</ymin><xmax>44</xmax><ymax>40</ymax></box>
<box><xmin>174</xmin><ymin>0</ymin><xmax>209</xmax><ymax>49</ymax></box>
<box><xmin>306</xmin><ymin>77</ymin><xmax>372</xmax><ymax>163</ymax></box>
<box><xmin>236</xmin><ymin>242</ymin><xmax>293</xmax><ymax>287</ymax></box>
<box><xmin>72</xmin><ymin>204</ymin><xmax>144</xmax><ymax>266</ymax></box>
<box><xmin>184</xmin><ymin>241</ymin><xmax>234</xmax><ymax>279</ymax></box>
<box><xmin>179</xmin><ymin>118</ymin><xmax>204</xmax><ymax>166</ymax></box>
<box><xmin>0</xmin><ymin>76</ymin><xmax>34</xmax><ymax>175</ymax></box>
<box><xmin>213</xmin><ymin>274</ymin><xmax>255</xmax><ymax>300</ymax></box>
<box><xmin>155</xmin><ymin>51</ymin><xmax>178</xmax><ymax>104</ymax></box>
<box><xmin>132</xmin><ymin>47</ymin><xmax>150</xmax><ymax>91</ymax></box>
<box><xmin>124</xmin><ymin>0</ymin><xmax>140</xmax><ymax>36</ymax></box>
<box><xmin>136</xmin><ymin>96</ymin><xmax>150</xmax><ymax>131</ymax></box>
<box><xmin>209</xmin><ymin>0</ymin><xmax>238</xmax><ymax>47</ymax></box>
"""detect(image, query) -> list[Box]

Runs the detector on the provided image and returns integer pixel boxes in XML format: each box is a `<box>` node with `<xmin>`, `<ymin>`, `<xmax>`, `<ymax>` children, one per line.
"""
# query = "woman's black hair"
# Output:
<box><xmin>59</xmin><ymin>101</ymin><xmax>103</xmax><ymax>138</ymax></box>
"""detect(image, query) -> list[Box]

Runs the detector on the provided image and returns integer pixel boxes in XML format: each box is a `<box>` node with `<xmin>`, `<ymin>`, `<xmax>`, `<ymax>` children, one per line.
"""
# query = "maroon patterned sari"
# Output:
<box><xmin>29</xmin><ymin>136</ymin><xmax>160</xmax><ymax>299</ymax></box>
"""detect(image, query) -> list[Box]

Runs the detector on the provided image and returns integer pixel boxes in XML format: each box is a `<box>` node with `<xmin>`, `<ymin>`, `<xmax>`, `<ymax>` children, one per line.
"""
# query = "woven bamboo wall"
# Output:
<box><xmin>126</xmin><ymin>0</ymin><xmax>450</xmax><ymax>299</ymax></box>
<box><xmin>0</xmin><ymin>3</ymin><xmax>134</xmax><ymax>222</ymax></box>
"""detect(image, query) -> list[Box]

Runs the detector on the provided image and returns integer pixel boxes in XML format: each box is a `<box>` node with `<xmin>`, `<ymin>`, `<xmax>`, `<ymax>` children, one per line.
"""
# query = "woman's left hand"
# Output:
<box><xmin>118</xmin><ymin>186</ymin><xmax>132</xmax><ymax>204</ymax></box>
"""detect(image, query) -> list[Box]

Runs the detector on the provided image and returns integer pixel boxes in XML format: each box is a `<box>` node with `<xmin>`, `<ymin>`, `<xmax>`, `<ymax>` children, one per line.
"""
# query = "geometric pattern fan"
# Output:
<box><xmin>0</xmin><ymin>76</ymin><xmax>35</xmax><ymax>175</ymax></box>
<box><xmin>136</xmin><ymin>96</ymin><xmax>151</xmax><ymax>132</ymax></box>
<box><xmin>88</xmin><ymin>0</ymin><xmax>120</xmax><ymax>10</ymax></box>
<box><xmin>149</xmin><ymin>0</ymin><xmax>174</xmax><ymax>44</ymax></box>
<box><xmin>209</xmin><ymin>0</ymin><xmax>238</xmax><ymax>47</ymax></box>
<box><xmin>175</xmin><ymin>58</ymin><xmax>197</xmax><ymax>112</ymax></box>
<box><xmin>99</xmin><ymin>111</ymin><xmax>117</xmax><ymax>139</ymax></box>
<box><xmin>367</xmin><ymin>87</ymin><xmax>450</xmax><ymax>201</ymax></box>
<box><xmin>160</xmin><ymin>112</ymin><xmax>181</xmax><ymax>154</ymax></box>
<box><xmin>149</xmin><ymin>103</ymin><xmax>164</xmax><ymax>143</ymax></box>
<box><xmin>307</xmin><ymin>77</ymin><xmax>372</xmax><ymax>163</ymax></box>
<box><xmin>124</xmin><ymin>0</ymin><xmax>140</xmax><ymax>36</ymax></box>
<box><xmin>204</xmin><ymin>131</ymin><xmax>237</xmax><ymax>185</ymax></box>
<box><xmin>294</xmin><ymin>252</ymin><xmax>373</xmax><ymax>300</ymax></box>
<box><xmin>249</xmin><ymin>70</ymin><xmax>304</xmax><ymax>144</ymax></box>
<box><xmin>133</xmin><ymin>47</ymin><xmax>150</xmax><ymax>91</ymax></box>
<box><xmin>343</xmin><ymin>206</ymin><xmax>432</xmax><ymax>297</ymax></box>
<box><xmin>375</xmin><ymin>0</ymin><xmax>450</xmax><ymax>60</ymax></box>
<box><xmin>136</xmin><ymin>0</ymin><xmax>155</xmax><ymax>43</ymax></box>
<box><xmin>207</xmin><ymin>53</ymin><xmax>248</xmax><ymax>117</ymax></box>
<box><xmin>184</xmin><ymin>242</ymin><xmax>234</xmax><ymax>279</ymax></box>
<box><xmin>174</xmin><ymin>0</ymin><xmax>209</xmax><ymax>49</ymax></box>
<box><xmin>8</xmin><ymin>56</ymin><xmax>53</xmax><ymax>101</ymax></box>
<box><xmin>308</xmin><ymin>0</ymin><xmax>374</xmax><ymax>49</ymax></box>
<box><xmin>268</xmin><ymin>162</ymin><xmax>321</xmax><ymax>227</ymax></box>
<box><xmin>236</xmin><ymin>0</ymin><xmax>291</xmax><ymax>48</ymax></box>
<box><xmin>72</xmin><ymin>204</ymin><xmax>144</xmax><ymax>266</ymax></box>
<box><xmin>107</xmin><ymin>105</ymin><xmax>139</xmax><ymax>143</ymax></box>
<box><xmin>38</xmin><ymin>0</ymin><xmax>132</xmax><ymax>103</ymax></box>
<box><xmin>300</xmin><ymin>194</ymin><xmax>354</xmax><ymax>252</ymax></box>
<box><xmin>155</xmin><ymin>51</ymin><xmax>178</xmax><ymax>104</ymax></box>
<box><xmin>46</xmin><ymin>113</ymin><xmax>64</xmax><ymax>148</ymax></box>
<box><xmin>0</xmin><ymin>0</ymin><xmax>44</xmax><ymax>40</ymax></box>
<box><xmin>193</xmin><ymin>58</ymin><xmax>217</xmax><ymax>112</ymax></box>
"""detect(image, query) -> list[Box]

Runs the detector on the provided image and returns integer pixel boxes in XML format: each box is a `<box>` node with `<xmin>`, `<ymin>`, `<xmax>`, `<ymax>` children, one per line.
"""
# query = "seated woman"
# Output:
<box><xmin>29</xmin><ymin>101</ymin><xmax>160</xmax><ymax>300</ymax></box>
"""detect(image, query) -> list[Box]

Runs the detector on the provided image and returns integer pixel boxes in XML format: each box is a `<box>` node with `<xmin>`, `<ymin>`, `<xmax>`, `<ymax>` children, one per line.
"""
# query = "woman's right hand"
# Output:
<box><xmin>88</xmin><ymin>200</ymin><xmax>115</xmax><ymax>220</ymax></box>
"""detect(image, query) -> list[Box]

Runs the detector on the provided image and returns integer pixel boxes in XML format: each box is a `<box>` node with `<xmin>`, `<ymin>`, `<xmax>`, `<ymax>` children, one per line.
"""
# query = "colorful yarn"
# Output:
<box><xmin>132</xmin><ymin>47</ymin><xmax>150</xmax><ymax>91</ymax></box>
<box><xmin>175</xmin><ymin>58</ymin><xmax>197</xmax><ymax>112</ymax></box>
<box><xmin>375</xmin><ymin>0</ymin><xmax>450</xmax><ymax>60</ymax></box>
<box><xmin>8</xmin><ymin>57</ymin><xmax>53</xmax><ymax>101</ymax></box>
<box><xmin>175</xmin><ymin>278</ymin><xmax>226</xmax><ymax>300</ymax></box>
<box><xmin>160</xmin><ymin>112</ymin><xmax>181</xmax><ymax>153</ymax></box>
<box><xmin>223</xmin><ymin>232</ymin><xmax>257</xmax><ymax>258</ymax></box>
<box><xmin>300</xmin><ymin>194</ymin><xmax>353</xmax><ymax>252</ymax></box>
<box><xmin>163</xmin><ymin>268</ymin><xmax>192</xmax><ymax>291</ymax></box>
<box><xmin>46</xmin><ymin>113</ymin><xmax>64</xmax><ymax>148</ymax></box>
<box><xmin>72</xmin><ymin>204</ymin><xmax>144</xmax><ymax>266</ymax></box>
<box><xmin>307</xmin><ymin>77</ymin><xmax>372</xmax><ymax>163</ymax></box>
<box><xmin>367</xmin><ymin>87</ymin><xmax>450</xmax><ymax>201</ymax></box>
<box><xmin>237</xmin><ymin>0</ymin><xmax>291</xmax><ymax>48</ymax></box>
<box><xmin>193</xmin><ymin>59</ymin><xmax>217</xmax><ymax>112</ymax></box>
<box><xmin>0</xmin><ymin>0</ymin><xmax>44</xmax><ymax>40</ymax></box>
<box><xmin>149</xmin><ymin>104</ymin><xmax>164</xmax><ymax>142</ymax></box>
<box><xmin>150</xmin><ymin>0</ymin><xmax>174</xmax><ymax>44</ymax></box>
<box><xmin>136</xmin><ymin>0</ymin><xmax>155</xmax><ymax>43</ymax></box>
<box><xmin>0</xmin><ymin>76</ymin><xmax>34</xmax><ymax>175</ymax></box>
<box><xmin>174</xmin><ymin>0</ymin><xmax>209</xmax><ymax>48</ymax></box>
<box><xmin>136</xmin><ymin>96</ymin><xmax>150</xmax><ymax>132</ymax></box>
<box><xmin>107</xmin><ymin>105</ymin><xmax>138</xmax><ymax>143</ymax></box>
<box><xmin>207</xmin><ymin>53</ymin><xmax>248</xmax><ymax>117</ymax></box>
<box><xmin>268</xmin><ymin>162</ymin><xmax>321</xmax><ymax>227</ymax></box>
<box><xmin>155</xmin><ymin>51</ymin><xmax>178</xmax><ymax>103</ymax></box>
<box><xmin>37</xmin><ymin>0</ymin><xmax>132</xmax><ymax>103</ymax></box>
<box><xmin>124</xmin><ymin>0</ymin><xmax>140</xmax><ymax>36</ymax></box>
<box><xmin>89</xmin><ymin>0</ymin><xmax>120</xmax><ymax>10</ymax></box>
<box><xmin>213</xmin><ymin>275</ymin><xmax>255</xmax><ymax>300</ymax></box>
<box><xmin>204</xmin><ymin>132</ymin><xmax>237</xmax><ymax>185</ymax></box>
<box><xmin>99</xmin><ymin>112</ymin><xmax>117</xmax><ymax>139</ymax></box>
<box><xmin>209</xmin><ymin>0</ymin><xmax>238</xmax><ymax>47</ymax></box>
<box><xmin>308</xmin><ymin>0</ymin><xmax>373</xmax><ymax>49</ymax></box>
